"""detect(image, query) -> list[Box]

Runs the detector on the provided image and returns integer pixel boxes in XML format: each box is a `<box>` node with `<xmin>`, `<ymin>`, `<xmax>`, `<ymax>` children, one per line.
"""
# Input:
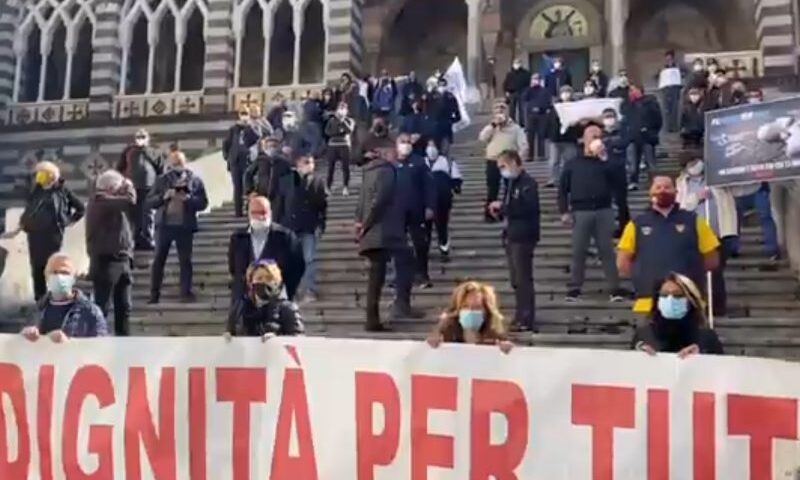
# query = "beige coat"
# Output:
<box><xmin>478</xmin><ymin>121</ymin><xmax>528</xmax><ymax>160</ymax></box>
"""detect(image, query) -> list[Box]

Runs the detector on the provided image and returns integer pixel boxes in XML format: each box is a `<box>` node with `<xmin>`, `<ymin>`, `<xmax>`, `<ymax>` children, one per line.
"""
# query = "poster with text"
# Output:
<box><xmin>705</xmin><ymin>95</ymin><xmax>800</xmax><ymax>187</ymax></box>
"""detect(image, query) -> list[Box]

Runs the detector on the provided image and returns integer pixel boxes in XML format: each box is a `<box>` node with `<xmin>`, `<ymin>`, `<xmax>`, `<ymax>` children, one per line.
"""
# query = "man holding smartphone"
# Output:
<box><xmin>146</xmin><ymin>150</ymin><xmax>209</xmax><ymax>304</ymax></box>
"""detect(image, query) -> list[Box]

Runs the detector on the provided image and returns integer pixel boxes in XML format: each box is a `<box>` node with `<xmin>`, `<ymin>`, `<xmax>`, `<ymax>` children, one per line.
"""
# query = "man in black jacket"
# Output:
<box><xmin>146</xmin><ymin>151</ymin><xmax>209</xmax><ymax>304</ymax></box>
<box><xmin>558</xmin><ymin>126</ymin><xmax>624</xmax><ymax>303</ymax></box>
<box><xmin>223</xmin><ymin>110</ymin><xmax>260</xmax><ymax>217</ymax></box>
<box><xmin>545</xmin><ymin>57</ymin><xmax>572</xmax><ymax>99</ymax></box>
<box><xmin>117</xmin><ymin>129</ymin><xmax>163</xmax><ymax>250</ymax></box>
<box><xmin>355</xmin><ymin>140</ymin><xmax>421</xmax><ymax>331</ymax></box>
<box><xmin>487</xmin><ymin>150</ymin><xmax>540</xmax><ymax>332</ymax></box>
<box><xmin>601</xmin><ymin>109</ymin><xmax>631</xmax><ymax>235</ymax></box>
<box><xmin>245</xmin><ymin>136</ymin><xmax>292</xmax><ymax>202</ymax></box>
<box><xmin>274</xmin><ymin>155</ymin><xmax>328</xmax><ymax>301</ymax></box>
<box><xmin>522</xmin><ymin>73</ymin><xmax>551</xmax><ymax>162</ymax></box>
<box><xmin>427</xmin><ymin>77</ymin><xmax>462</xmax><ymax>155</ymax></box>
<box><xmin>396</xmin><ymin>133</ymin><xmax>436</xmax><ymax>287</ymax></box>
<box><xmin>627</xmin><ymin>85</ymin><xmax>663</xmax><ymax>190</ymax></box>
<box><xmin>86</xmin><ymin>169</ymin><xmax>136</xmax><ymax>336</ymax></box>
<box><xmin>503</xmin><ymin>59</ymin><xmax>530</xmax><ymax>126</ymax></box>
<box><xmin>228</xmin><ymin>195</ymin><xmax>305</xmax><ymax>302</ymax></box>
<box><xmin>17</xmin><ymin>161</ymin><xmax>85</xmax><ymax>300</ymax></box>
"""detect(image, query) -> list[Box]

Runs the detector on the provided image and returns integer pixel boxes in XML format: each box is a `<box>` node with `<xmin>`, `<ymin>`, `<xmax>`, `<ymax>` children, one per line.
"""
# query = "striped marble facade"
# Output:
<box><xmin>0</xmin><ymin>0</ymin><xmax>365</xmax><ymax>125</ymax></box>
<box><xmin>754</xmin><ymin>0</ymin><xmax>798</xmax><ymax>76</ymax></box>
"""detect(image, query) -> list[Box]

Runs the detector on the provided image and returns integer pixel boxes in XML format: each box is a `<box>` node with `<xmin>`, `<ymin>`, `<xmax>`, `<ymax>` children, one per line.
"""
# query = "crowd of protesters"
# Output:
<box><xmin>10</xmin><ymin>52</ymin><xmax>786</xmax><ymax>361</ymax></box>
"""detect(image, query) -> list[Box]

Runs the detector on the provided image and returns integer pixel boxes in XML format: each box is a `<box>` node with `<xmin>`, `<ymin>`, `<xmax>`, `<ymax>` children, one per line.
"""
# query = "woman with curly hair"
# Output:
<box><xmin>427</xmin><ymin>281</ymin><xmax>513</xmax><ymax>353</ymax></box>
<box><xmin>226</xmin><ymin>260</ymin><xmax>305</xmax><ymax>340</ymax></box>
<box><xmin>631</xmin><ymin>272</ymin><xmax>723</xmax><ymax>358</ymax></box>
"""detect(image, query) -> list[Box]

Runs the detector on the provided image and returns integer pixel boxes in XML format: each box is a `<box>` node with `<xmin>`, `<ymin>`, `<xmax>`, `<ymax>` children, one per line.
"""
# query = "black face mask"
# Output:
<box><xmin>373</xmin><ymin>124</ymin><xmax>387</xmax><ymax>137</ymax></box>
<box><xmin>253</xmin><ymin>283</ymin><xmax>281</xmax><ymax>301</ymax></box>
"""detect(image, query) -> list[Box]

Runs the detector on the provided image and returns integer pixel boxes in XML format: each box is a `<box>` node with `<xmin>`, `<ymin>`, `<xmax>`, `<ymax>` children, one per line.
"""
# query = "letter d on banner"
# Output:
<box><xmin>0</xmin><ymin>364</ymin><xmax>30</xmax><ymax>478</ymax></box>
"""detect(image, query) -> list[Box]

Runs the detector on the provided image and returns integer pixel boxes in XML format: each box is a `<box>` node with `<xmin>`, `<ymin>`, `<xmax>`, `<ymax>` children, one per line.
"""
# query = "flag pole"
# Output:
<box><xmin>705</xmin><ymin>197</ymin><xmax>715</xmax><ymax>329</ymax></box>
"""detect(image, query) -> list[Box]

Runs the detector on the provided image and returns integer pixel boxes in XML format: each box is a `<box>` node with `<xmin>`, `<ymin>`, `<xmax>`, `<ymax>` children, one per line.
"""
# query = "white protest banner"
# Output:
<box><xmin>554</xmin><ymin>98</ymin><xmax>622</xmax><ymax>133</ymax></box>
<box><xmin>658</xmin><ymin>67</ymin><xmax>682</xmax><ymax>89</ymax></box>
<box><xmin>1</xmin><ymin>335</ymin><xmax>800</xmax><ymax>479</ymax></box>
<box><xmin>444</xmin><ymin>58</ymin><xmax>472</xmax><ymax>133</ymax></box>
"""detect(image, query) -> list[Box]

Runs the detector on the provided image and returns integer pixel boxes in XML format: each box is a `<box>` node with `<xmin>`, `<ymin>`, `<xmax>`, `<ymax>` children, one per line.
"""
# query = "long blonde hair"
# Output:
<box><xmin>442</xmin><ymin>281</ymin><xmax>505</xmax><ymax>335</ymax></box>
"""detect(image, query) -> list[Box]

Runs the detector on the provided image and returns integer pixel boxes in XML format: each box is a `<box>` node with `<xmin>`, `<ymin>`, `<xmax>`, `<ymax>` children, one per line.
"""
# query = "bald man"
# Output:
<box><xmin>558</xmin><ymin>125</ymin><xmax>626</xmax><ymax>302</ymax></box>
<box><xmin>21</xmin><ymin>253</ymin><xmax>107</xmax><ymax>342</ymax></box>
<box><xmin>227</xmin><ymin>195</ymin><xmax>305</xmax><ymax>303</ymax></box>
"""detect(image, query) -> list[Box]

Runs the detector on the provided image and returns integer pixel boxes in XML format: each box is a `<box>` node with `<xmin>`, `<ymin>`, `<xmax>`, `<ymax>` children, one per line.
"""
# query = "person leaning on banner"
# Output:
<box><xmin>16</xmin><ymin>161</ymin><xmax>85</xmax><ymax>301</ymax></box>
<box><xmin>617</xmin><ymin>176</ymin><xmax>720</xmax><ymax>315</ymax></box>
<box><xmin>86</xmin><ymin>169</ymin><xmax>136</xmax><ymax>336</ymax></box>
<box><xmin>225</xmin><ymin>260</ymin><xmax>305</xmax><ymax>340</ymax></box>
<box><xmin>478</xmin><ymin>102</ymin><xmax>528</xmax><ymax>222</ymax></box>
<box><xmin>117</xmin><ymin>128</ymin><xmax>163</xmax><ymax>250</ymax></box>
<box><xmin>228</xmin><ymin>195</ymin><xmax>305</xmax><ymax>303</ymax></box>
<box><xmin>631</xmin><ymin>272</ymin><xmax>723</xmax><ymax>357</ymax></box>
<box><xmin>426</xmin><ymin>281</ymin><xmax>513</xmax><ymax>353</ymax></box>
<box><xmin>21</xmin><ymin>253</ymin><xmax>108</xmax><ymax>342</ymax></box>
<box><xmin>222</xmin><ymin>109</ymin><xmax>260</xmax><ymax>217</ymax></box>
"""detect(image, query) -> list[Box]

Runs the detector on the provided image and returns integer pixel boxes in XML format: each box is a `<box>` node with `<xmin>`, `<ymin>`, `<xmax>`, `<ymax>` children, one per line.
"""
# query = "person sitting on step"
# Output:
<box><xmin>427</xmin><ymin>281</ymin><xmax>513</xmax><ymax>353</ymax></box>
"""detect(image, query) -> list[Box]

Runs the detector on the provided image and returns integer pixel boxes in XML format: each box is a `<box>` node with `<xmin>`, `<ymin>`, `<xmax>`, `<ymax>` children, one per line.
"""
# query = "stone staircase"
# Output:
<box><xmin>121</xmin><ymin>118</ymin><xmax>800</xmax><ymax>360</ymax></box>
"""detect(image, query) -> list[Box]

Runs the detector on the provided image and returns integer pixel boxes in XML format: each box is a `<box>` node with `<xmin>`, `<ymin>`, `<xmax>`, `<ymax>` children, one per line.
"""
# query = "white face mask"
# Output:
<box><xmin>708</xmin><ymin>65</ymin><xmax>718</xmax><ymax>74</ymax></box>
<box><xmin>689</xmin><ymin>95</ymin><xmax>701</xmax><ymax>103</ymax></box>
<box><xmin>513</xmin><ymin>63</ymin><xmax>521</xmax><ymax>70</ymax></box>
<box><xmin>584</xmin><ymin>87</ymin><xmax>595</xmax><ymax>95</ymax></box>
<box><xmin>283</xmin><ymin>118</ymin><xmax>297</xmax><ymax>129</ymax></box>
<box><xmin>337</xmin><ymin>108</ymin><xmax>348</xmax><ymax>117</ymax></box>
<box><xmin>250</xmin><ymin>218</ymin><xmax>271</xmax><ymax>231</ymax></box>
<box><xmin>135</xmin><ymin>138</ymin><xmax>147</xmax><ymax>147</ymax></box>
<box><xmin>693</xmin><ymin>64</ymin><xmax>704</xmax><ymax>72</ymax></box>
<box><xmin>553</xmin><ymin>62</ymin><xmax>562</xmax><ymax>69</ymax></box>
<box><xmin>437</xmin><ymin>86</ymin><xmax>446</xmax><ymax>93</ymax></box>
<box><xmin>602</xmin><ymin>118</ymin><xmax>616</xmax><ymax>129</ymax></box>
<box><xmin>687</xmin><ymin>161</ymin><xmax>704</xmax><ymax>176</ymax></box>
<box><xmin>560</xmin><ymin>92</ymin><xmax>571</xmax><ymax>102</ymax></box>
<box><xmin>591</xmin><ymin>64</ymin><xmax>600</xmax><ymax>72</ymax></box>
<box><xmin>398</xmin><ymin>143</ymin><xmax>413</xmax><ymax>157</ymax></box>
<box><xmin>425</xmin><ymin>146</ymin><xmax>438</xmax><ymax>159</ymax></box>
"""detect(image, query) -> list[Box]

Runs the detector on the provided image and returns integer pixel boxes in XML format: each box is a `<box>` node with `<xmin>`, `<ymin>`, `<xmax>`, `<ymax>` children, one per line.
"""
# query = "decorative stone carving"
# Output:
<box><xmin>114</xmin><ymin>92</ymin><xmax>205</xmax><ymax>118</ymax></box>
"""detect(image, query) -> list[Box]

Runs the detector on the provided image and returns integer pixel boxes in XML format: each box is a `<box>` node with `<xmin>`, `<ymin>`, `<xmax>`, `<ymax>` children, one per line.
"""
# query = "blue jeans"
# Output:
<box><xmin>734</xmin><ymin>185</ymin><xmax>779</xmax><ymax>257</ymax></box>
<box><xmin>298</xmin><ymin>232</ymin><xmax>319</xmax><ymax>295</ymax></box>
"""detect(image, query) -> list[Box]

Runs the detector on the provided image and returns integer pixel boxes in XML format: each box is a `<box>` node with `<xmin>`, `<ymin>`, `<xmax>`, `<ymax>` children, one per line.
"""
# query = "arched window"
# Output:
<box><xmin>13</xmin><ymin>0</ymin><xmax>97</xmax><ymax>103</ymax></box>
<box><xmin>119</xmin><ymin>0</ymin><xmax>208</xmax><ymax>95</ymax></box>
<box><xmin>233</xmin><ymin>0</ymin><xmax>324</xmax><ymax>87</ymax></box>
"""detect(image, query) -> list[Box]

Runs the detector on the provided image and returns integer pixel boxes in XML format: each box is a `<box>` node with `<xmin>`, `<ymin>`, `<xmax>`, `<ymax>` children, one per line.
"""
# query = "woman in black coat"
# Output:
<box><xmin>680</xmin><ymin>88</ymin><xmax>707</xmax><ymax>148</ymax></box>
<box><xmin>631</xmin><ymin>272</ymin><xmax>723</xmax><ymax>358</ymax></box>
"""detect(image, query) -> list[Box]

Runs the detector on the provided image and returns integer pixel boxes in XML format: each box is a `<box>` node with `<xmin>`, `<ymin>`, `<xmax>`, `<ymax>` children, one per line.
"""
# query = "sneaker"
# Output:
<box><xmin>609</xmin><ymin>288</ymin><xmax>631</xmax><ymax>303</ymax></box>
<box><xmin>769</xmin><ymin>253</ymin><xmax>782</xmax><ymax>262</ymax></box>
<box><xmin>565</xmin><ymin>290</ymin><xmax>581</xmax><ymax>302</ymax></box>
<box><xmin>147</xmin><ymin>292</ymin><xmax>160</xmax><ymax>304</ymax></box>
<box><xmin>416</xmin><ymin>278</ymin><xmax>433</xmax><ymax>289</ymax></box>
<box><xmin>391</xmin><ymin>303</ymin><xmax>426</xmax><ymax>319</ymax></box>
<box><xmin>544</xmin><ymin>182</ymin><xmax>555</xmax><ymax>189</ymax></box>
<box><xmin>180</xmin><ymin>292</ymin><xmax>198</xmax><ymax>304</ymax></box>
<box><xmin>439</xmin><ymin>243</ymin><xmax>450</xmax><ymax>255</ymax></box>
<box><xmin>342</xmin><ymin>187</ymin><xmax>349</xmax><ymax>197</ymax></box>
<box><xmin>627</xmin><ymin>183</ymin><xmax>639</xmax><ymax>191</ymax></box>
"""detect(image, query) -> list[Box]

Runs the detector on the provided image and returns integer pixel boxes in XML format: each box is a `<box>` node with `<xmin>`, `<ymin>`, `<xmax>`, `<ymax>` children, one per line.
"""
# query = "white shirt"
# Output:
<box><xmin>425</xmin><ymin>155</ymin><xmax>462</xmax><ymax>179</ymax></box>
<box><xmin>250</xmin><ymin>228</ymin><xmax>268</xmax><ymax>260</ymax></box>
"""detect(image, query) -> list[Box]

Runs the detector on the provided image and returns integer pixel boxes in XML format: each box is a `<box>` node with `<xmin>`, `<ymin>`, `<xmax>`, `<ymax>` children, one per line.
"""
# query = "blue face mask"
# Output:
<box><xmin>47</xmin><ymin>273</ymin><xmax>75</xmax><ymax>299</ymax></box>
<box><xmin>458</xmin><ymin>310</ymin><xmax>484</xmax><ymax>331</ymax></box>
<box><xmin>657</xmin><ymin>295</ymin><xmax>689</xmax><ymax>320</ymax></box>
<box><xmin>500</xmin><ymin>168</ymin><xmax>518</xmax><ymax>180</ymax></box>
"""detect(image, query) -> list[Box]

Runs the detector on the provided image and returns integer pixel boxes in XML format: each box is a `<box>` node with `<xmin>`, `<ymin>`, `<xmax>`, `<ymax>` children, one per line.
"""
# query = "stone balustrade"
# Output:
<box><xmin>6</xmin><ymin>99</ymin><xmax>90</xmax><ymax>126</ymax></box>
<box><xmin>229</xmin><ymin>85</ymin><xmax>326</xmax><ymax>113</ymax></box>
<box><xmin>113</xmin><ymin>91</ymin><xmax>206</xmax><ymax>119</ymax></box>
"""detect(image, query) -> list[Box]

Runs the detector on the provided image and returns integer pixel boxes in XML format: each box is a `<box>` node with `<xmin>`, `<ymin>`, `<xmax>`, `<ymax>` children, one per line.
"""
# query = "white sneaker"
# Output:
<box><xmin>439</xmin><ymin>243</ymin><xmax>450</xmax><ymax>254</ymax></box>
<box><xmin>342</xmin><ymin>187</ymin><xmax>349</xmax><ymax>197</ymax></box>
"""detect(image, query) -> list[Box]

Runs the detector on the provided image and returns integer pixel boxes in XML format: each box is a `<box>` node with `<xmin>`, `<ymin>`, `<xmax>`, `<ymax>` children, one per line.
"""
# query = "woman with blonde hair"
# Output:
<box><xmin>427</xmin><ymin>281</ymin><xmax>513</xmax><ymax>353</ymax></box>
<box><xmin>632</xmin><ymin>272</ymin><xmax>723</xmax><ymax>358</ymax></box>
<box><xmin>226</xmin><ymin>259</ymin><xmax>304</xmax><ymax>339</ymax></box>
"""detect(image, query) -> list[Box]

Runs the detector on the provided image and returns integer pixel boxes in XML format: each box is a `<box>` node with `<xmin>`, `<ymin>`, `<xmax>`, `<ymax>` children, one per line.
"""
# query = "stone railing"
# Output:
<box><xmin>6</xmin><ymin>99</ymin><xmax>90</xmax><ymax>126</ymax></box>
<box><xmin>229</xmin><ymin>85</ymin><xmax>326</xmax><ymax>113</ymax></box>
<box><xmin>113</xmin><ymin>91</ymin><xmax>205</xmax><ymax>119</ymax></box>
<box><xmin>683</xmin><ymin>50</ymin><xmax>763</xmax><ymax>78</ymax></box>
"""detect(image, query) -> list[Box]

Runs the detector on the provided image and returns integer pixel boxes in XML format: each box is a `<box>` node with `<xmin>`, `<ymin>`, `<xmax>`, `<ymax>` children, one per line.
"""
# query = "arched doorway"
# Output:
<box><xmin>625</xmin><ymin>0</ymin><xmax>756</xmax><ymax>84</ymax></box>
<box><xmin>516</xmin><ymin>0</ymin><xmax>603</xmax><ymax>88</ymax></box>
<box><xmin>377</xmin><ymin>0</ymin><xmax>467</xmax><ymax>77</ymax></box>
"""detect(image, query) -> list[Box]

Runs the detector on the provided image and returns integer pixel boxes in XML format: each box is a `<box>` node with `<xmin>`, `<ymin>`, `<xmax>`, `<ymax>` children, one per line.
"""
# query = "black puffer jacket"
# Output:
<box><xmin>628</xmin><ymin>95</ymin><xmax>663</xmax><ymax>145</ymax></box>
<box><xmin>20</xmin><ymin>179</ymin><xmax>85</xmax><ymax>240</ymax></box>
<box><xmin>227</xmin><ymin>295</ymin><xmax>305</xmax><ymax>336</ymax></box>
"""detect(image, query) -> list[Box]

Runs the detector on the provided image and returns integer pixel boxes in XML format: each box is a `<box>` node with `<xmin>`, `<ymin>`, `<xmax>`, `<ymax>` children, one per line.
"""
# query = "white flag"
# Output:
<box><xmin>444</xmin><ymin>58</ymin><xmax>471</xmax><ymax>132</ymax></box>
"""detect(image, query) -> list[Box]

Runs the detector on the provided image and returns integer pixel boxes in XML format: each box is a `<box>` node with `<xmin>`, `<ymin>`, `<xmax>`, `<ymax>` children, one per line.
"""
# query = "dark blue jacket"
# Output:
<box><xmin>427</xmin><ymin>92</ymin><xmax>461</xmax><ymax>140</ymax></box>
<box><xmin>146</xmin><ymin>169</ymin><xmax>209</xmax><ymax>232</ymax></box>
<box><xmin>521</xmin><ymin>85</ymin><xmax>552</xmax><ymax>114</ymax></box>
<box><xmin>399</xmin><ymin>80</ymin><xmax>424</xmax><ymax>116</ymax></box>
<box><xmin>396</xmin><ymin>153</ymin><xmax>436</xmax><ymax>220</ymax></box>
<box><xmin>400</xmin><ymin>112</ymin><xmax>436</xmax><ymax>154</ymax></box>
<box><xmin>603</xmin><ymin>125</ymin><xmax>631</xmax><ymax>164</ymax></box>
<box><xmin>500</xmin><ymin>171</ymin><xmax>540</xmax><ymax>244</ymax></box>
<box><xmin>302</xmin><ymin>100</ymin><xmax>323</xmax><ymax>126</ymax></box>
<box><xmin>34</xmin><ymin>290</ymin><xmax>108</xmax><ymax>337</ymax></box>
<box><xmin>545</xmin><ymin>69</ymin><xmax>572</xmax><ymax>98</ymax></box>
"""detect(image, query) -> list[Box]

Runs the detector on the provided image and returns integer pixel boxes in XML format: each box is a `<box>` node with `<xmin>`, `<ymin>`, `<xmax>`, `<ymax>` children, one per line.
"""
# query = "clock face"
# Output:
<box><xmin>530</xmin><ymin>5</ymin><xmax>588</xmax><ymax>40</ymax></box>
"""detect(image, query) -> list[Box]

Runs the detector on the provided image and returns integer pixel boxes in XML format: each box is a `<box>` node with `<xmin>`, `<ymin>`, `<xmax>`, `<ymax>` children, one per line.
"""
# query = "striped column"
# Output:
<box><xmin>754</xmin><ymin>0</ymin><xmax>797</xmax><ymax>76</ymax></box>
<box><xmin>88</xmin><ymin>0</ymin><xmax>122</xmax><ymax>120</ymax></box>
<box><xmin>202</xmin><ymin>0</ymin><xmax>234</xmax><ymax>114</ymax></box>
<box><xmin>326</xmin><ymin>0</ymin><xmax>364</xmax><ymax>83</ymax></box>
<box><xmin>0</xmin><ymin>0</ymin><xmax>19</xmax><ymax>122</ymax></box>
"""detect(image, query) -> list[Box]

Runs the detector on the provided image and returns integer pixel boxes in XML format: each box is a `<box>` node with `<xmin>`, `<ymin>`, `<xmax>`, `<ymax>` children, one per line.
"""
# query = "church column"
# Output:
<box><xmin>326</xmin><ymin>0</ymin><xmax>364</xmax><ymax>83</ymax></box>
<box><xmin>292</xmin><ymin>4</ymin><xmax>302</xmax><ymax>85</ymax></box>
<box><xmin>203</xmin><ymin>0</ymin><xmax>235</xmax><ymax>114</ymax></box>
<box><xmin>0</xmin><ymin>0</ymin><xmax>18</xmax><ymax>118</ymax></box>
<box><xmin>89</xmin><ymin>0</ymin><xmax>123</xmax><ymax>120</ymax></box>
<box><xmin>466</xmin><ymin>0</ymin><xmax>480</xmax><ymax>89</ymax></box>
<box><xmin>606</xmin><ymin>0</ymin><xmax>629</xmax><ymax>74</ymax></box>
